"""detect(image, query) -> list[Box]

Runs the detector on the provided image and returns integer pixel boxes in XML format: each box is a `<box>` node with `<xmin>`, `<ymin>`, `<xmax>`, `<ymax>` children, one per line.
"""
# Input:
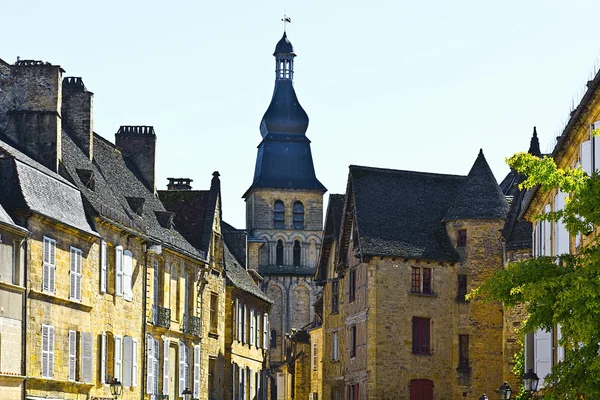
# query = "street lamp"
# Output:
<box><xmin>182</xmin><ymin>387</ymin><xmax>193</xmax><ymax>400</ymax></box>
<box><xmin>523</xmin><ymin>369</ymin><xmax>540</xmax><ymax>393</ymax></box>
<box><xmin>498</xmin><ymin>381</ymin><xmax>512</xmax><ymax>400</ymax></box>
<box><xmin>109</xmin><ymin>378</ymin><xmax>122</xmax><ymax>399</ymax></box>
<box><xmin>479</xmin><ymin>395</ymin><xmax>488</xmax><ymax>400</ymax></box>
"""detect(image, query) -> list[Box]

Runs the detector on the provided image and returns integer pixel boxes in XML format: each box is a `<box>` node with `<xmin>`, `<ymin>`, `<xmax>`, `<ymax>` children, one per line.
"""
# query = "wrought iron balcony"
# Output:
<box><xmin>154</xmin><ymin>306</ymin><xmax>171</xmax><ymax>329</ymax></box>
<box><xmin>182</xmin><ymin>313</ymin><xmax>202</xmax><ymax>336</ymax></box>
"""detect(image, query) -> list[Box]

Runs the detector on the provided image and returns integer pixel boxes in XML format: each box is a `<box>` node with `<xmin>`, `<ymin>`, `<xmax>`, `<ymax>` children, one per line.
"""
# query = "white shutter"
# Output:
<box><xmin>238</xmin><ymin>302</ymin><xmax>243</xmax><ymax>342</ymax></box>
<box><xmin>153</xmin><ymin>338</ymin><xmax>160</xmax><ymax>395</ymax></box>
<box><xmin>123</xmin><ymin>336</ymin><xmax>133</xmax><ymax>387</ymax></box>
<box><xmin>581</xmin><ymin>140</ymin><xmax>592</xmax><ymax>175</ymax></box>
<box><xmin>534</xmin><ymin>329</ymin><xmax>553</xmax><ymax>388</ymax></box>
<box><xmin>554</xmin><ymin>191</ymin><xmax>570</xmax><ymax>256</ymax></box>
<box><xmin>312</xmin><ymin>341</ymin><xmax>317</xmax><ymax>370</ymax></box>
<box><xmin>243</xmin><ymin>367</ymin><xmax>247</xmax><ymax>400</ymax></box>
<box><xmin>42</xmin><ymin>325</ymin><xmax>55</xmax><ymax>378</ymax></box>
<box><xmin>132</xmin><ymin>339</ymin><xmax>138</xmax><ymax>387</ymax></box>
<box><xmin>163</xmin><ymin>338</ymin><xmax>169</xmax><ymax>395</ymax></box>
<box><xmin>263</xmin><ymin>314</ymin><xmax>268</xmax><ymax>350</ymax></box>
<box><xmin>256</xmin><ymin>312</ymin><xmax>261</xmax><ymax>348</ymax></box>
<box><xmin>147</xmin><ymin>334</ymin><xmax>154</xmax><ymax>394</ymax></box>
<box><xmin>557</xmin><ymin>324</ymin><xmax>565</xmax><ymax>363</ymax></box>
<box><xmin>70</xmin><ymin>249</ymin><xmax>77</xmax><ymax>300</ymax></box>
<box><xmin>43</xmin><ymin>237</ymin><xmax>56</xmax><ymax>294</ymax></box>
<box><xmin>239</xmin><ymin>364</ymin><xmax>244</xmax><ymax>400</ymax></box>
<box><xmin>544</xmin><ymin>205</ymin><xmax>552</xmax><ymax>256</ymax></box>
<box><xmin>179</xmin><ymin>341</ymin><xmax>185</xmax><ymax>397</ymax></box>
<box><xmin>249</xmin><ymin>367</ymin><xmax>254</xmax><ymax>398</ymax></box>
<box><xmin>256</xmin><ymin>370</ymin><xmax>261</xmax><ymax>400</ymax></box>
<box><xmin>114</xmin><ymin>335</ymin><xmax>122</xmax><ymax>381</ymax></box>
<box><xmin>250</xmin><ymin>308</ymin><xmax>255</xmax><ymax>346</ymax></box>
<box><xmin>193</xmin><ymin>345</ymin><xmax>200</xmax><ymax>398</ymax></box>
<box><xmin>48</xmin><ymin>325</ymin><xmax>54</xmax><ymax>377</ymax></box>
<box><xmin>100</xmin><ymin>241</ymin><xmax>108</xmax><ymax>293</ymax></box>
<box><xmin>101</xmin><ymin>331</ymin><xmax>107</xmax><ymax>384</ymax></box>
<box><xmin>232</xmin><ymin>363</ymin><xmax>236</xmax><ymax>400</ymax></box>
<box><xmin>115</xmin><ymin>246</ymin><xmax>123</xmax><ymax>296</ymax></box>
<box><xmin>332</xmin><ymin>332</ymin><xmax>339</xmax><ymax>360</ymax></box>
<box><xmin>81</xmin><ymin>332</ymin><xmax>92</xmax><ymax>383</ymax></box>
<box><xmin>234</xmin><ymin>298</ymin><xmax>239</xmax><ymax>341</ymax></box>
<box><xmin>123</xmin><ymin>250</ymin><xmax>133</xmax><ymax>301</ymax></box>
<box><xmin>243</xmin><ymin>304</ymin><xmax>247</xmax><ymax>344</ymax></box>
<box><xmin>68</xmin><ymin>330</ymin><xmax>77</xmax><ymax>381</ymax></box>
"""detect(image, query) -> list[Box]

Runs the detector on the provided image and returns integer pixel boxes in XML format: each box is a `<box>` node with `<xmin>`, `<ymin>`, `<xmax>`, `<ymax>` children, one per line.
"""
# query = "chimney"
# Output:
<box><xmin>62</xmin><ymin>77</ymin><xmax>93</xmax><ymax>159</ymax></box>
<box><xmin>167</xmin><ymin>177</ymin><xmax>193</xmax><ymax>191</ymax></box>
<box><xmin>115</xmin><ymin>126</ymin><xmax>156</xmax><ymax>193</ymax></box>
<box><xmin>0</xmin><ymin>60</ymin><xmax>64</xmax><ymax>172</ymax></box>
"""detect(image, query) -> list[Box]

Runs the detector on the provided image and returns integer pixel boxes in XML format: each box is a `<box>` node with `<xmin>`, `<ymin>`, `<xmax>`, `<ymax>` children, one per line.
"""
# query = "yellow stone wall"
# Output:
<box><xmin>309</xmin><ymin>325</ymin><xmax>323</xmax><ymax>399</ymax></box>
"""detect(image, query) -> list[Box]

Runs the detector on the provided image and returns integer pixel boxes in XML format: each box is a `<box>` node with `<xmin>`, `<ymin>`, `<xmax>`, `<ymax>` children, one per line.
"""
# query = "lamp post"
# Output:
<box><xmin>498</xmin><ymin>381</ymin><xmax>512</xmax><ymax>400</ymax></box>
<box><xmin>479</xmin><ymin>395</ymin><xmax>488</xmax><ymax>400</ymax></box>
<box><xmin>523</xmin><ymin>369</ymin><xmax>540</xmax><ymax>393</ymax></box>
<box><xmin>182</xmin><ymin>387</ymin><xmax>193</xmax><ymax>400</ymax></box>
<box><xmin>109</xmin><ymin>378</ymin><xmax>122</xmax><ymax>399</ymax></box>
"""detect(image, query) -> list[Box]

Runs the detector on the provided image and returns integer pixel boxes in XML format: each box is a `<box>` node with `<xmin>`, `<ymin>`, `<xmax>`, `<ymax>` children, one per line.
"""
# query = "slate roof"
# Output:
<box><xmin>274</xmin><ymin>32</ymin><xmax>295</xmax><ymax>55</ymax></box>
<box><xmin>222</xmin><ymin>220</ymin><xmax>248</xmax><ymax>268</ymax></box>
<box><xmin>0</xmin><ymin>199</ymin><xmax>26</xmax><ymax>233</ymax></box>
<box><xmin>444</xmin><ymin>150</ymin><xmax>509</xmax><ymax>221</ymax></box>
<box><xmin>60</xmin><ymin>132</ymin><xmax>201</xmax><ymax>258</ymax></box>
<box><xmin>315</xmin><ymin>194</ymin><xmax>345</xmax><ymax>281</ymax></box>
<box><xmin>224</xmin><ymin>243</ymin><xmax>272</xmax><ymax>304</ymax></box>
<box><xmin>349</xmin><ymin>165</ymin><xmax>464</xmax><ymax>261</ymax></box>
<box><xmin>0</xmin><ymin>139</ymin><xmax>96</xmax><ymax>235</ymax></box>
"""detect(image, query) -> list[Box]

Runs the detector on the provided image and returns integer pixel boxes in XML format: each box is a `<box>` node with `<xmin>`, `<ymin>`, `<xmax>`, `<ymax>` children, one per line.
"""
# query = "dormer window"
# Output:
<box><xmin>76</xmin><ymin>169</ymin><xmax>95</xmax><ymax>191</ymax></box>
<box><xmin>274</xmin><ymin>200</ymin><xmax>285</xmax><ymax>229</ymax></box>
<box><xmin>293</xmin><ymin>201</ymin><xmax>304</xmax><ymax>230</ymax></box>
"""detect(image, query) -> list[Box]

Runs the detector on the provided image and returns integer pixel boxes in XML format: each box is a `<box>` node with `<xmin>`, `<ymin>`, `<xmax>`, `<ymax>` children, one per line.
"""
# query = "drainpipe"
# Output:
<box><xmin>21</xmin><ymin>213</ymin><xmax>32</xmax><ymax>400</ymax></box>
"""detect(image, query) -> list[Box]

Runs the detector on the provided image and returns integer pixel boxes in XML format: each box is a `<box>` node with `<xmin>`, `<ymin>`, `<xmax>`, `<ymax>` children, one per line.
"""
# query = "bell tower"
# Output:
<box><xmin>244</xmin><ymin>31</ymin><xmax>326</xmax><ymax>365</ymax></box>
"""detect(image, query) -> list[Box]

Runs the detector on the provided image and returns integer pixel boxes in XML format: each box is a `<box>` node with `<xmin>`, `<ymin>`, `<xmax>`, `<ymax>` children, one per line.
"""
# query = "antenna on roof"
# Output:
<box><xmin>281</xmin><ymin>14</ymin><xmax>291</xmax><ymax>31</ymax></box>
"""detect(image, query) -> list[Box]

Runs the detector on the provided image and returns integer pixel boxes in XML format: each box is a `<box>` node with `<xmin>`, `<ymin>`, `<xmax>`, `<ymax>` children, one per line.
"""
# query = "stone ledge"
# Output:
<box><xmin>0</xmin><ymin>280</ymin><xmax>26</xmax><ymax>293</ymax></box>
<box><xmin>29</xmin><ymin>290</ymin><xmax>93</xmax><ymax>312</ymax></box>
<box><xmin>0</xmin><ymin>373</ymin><xmax>26</xmax><ymax>381</ymax></box>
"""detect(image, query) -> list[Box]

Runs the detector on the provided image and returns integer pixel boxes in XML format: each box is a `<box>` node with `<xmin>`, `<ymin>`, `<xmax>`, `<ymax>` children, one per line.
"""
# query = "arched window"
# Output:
<box><xmin>274</xmin><ymin>200</ymin><xmax>285</xmax><ymax>229</ymax></box>
<box><xmin>293</xmin><ymin>201</ymin><xmax>304</xmax><ymax>230</ymax></box>
<box><xmin>271</xmin><ymin>329</ymin><xmax>277</xmax><ymax>348</ymax></box>
<box><xmin>293</xmin><ymin>240</ymin><xmax>301</xmax><ymax>266</ymax></box>
<box><xmin>276</xmin><ymin>240</ymin><xmax>284</xmax><ymax>266</ymax></box>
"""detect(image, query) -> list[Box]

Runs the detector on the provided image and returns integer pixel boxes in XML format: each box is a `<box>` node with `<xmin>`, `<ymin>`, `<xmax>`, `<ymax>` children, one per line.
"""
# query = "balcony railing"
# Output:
<box><xmin>182</xmin><ymin>313</ymin><xmax>202</xmax><ymax>336</ymax></box>
<box><xmin>154</xmin><ymin>306</ymin><xmax>171</xmax><ymax>329</ymax></box>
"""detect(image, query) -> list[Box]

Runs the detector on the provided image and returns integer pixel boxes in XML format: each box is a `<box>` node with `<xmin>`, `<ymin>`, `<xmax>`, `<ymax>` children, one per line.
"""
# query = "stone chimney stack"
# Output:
<box><xmin>167</xmin><ymin>178</ymin><xmax>193</xmax><ymax>191</ymax></box>
<box><xmin>0</xmin><ymin>60</ymin><xmax>64</xmax><ymax>172</ymax></box>
<box><xmin>115</xmin><ymin>126</ymin><xmax>156</xmax><ymax>192</ymax></box>
<box><xmin>62</xmin><ymin>77</ymin><xmax>93</xmax><ymax>159</ymax></box>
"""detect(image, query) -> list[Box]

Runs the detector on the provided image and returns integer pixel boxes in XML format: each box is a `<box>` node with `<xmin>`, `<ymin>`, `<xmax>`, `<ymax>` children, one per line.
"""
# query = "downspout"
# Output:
<box><xmin>141</xmin><ymin>246</ymin><xmax>150</xmax><ymax>400</ymax></box>
<box><xmin>21</xmin><ymin>213</ymin><xmax>32</xmax><ymax>400</ymax></box>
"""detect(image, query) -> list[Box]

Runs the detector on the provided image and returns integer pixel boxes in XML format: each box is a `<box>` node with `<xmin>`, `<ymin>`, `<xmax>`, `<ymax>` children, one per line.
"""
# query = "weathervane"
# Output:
<box><xmin>281</xmin><ymin>14</ymin><xmax>291</xmax><ymax>31</ymax></box>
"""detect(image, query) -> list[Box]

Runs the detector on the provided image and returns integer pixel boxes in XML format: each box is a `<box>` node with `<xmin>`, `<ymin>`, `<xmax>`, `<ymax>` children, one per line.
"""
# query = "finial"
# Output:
<box><xmin>533</xmin><ymin>126</ymin><xmax>538</xmax><ymax>137</ymax></box>
<box><xmin>479</xmin><ymin>148</ymin><xmax>484</xmax><ymax>156</ymax></box>
<box><xmin>281</xmin><ymin>14</ymin><xmax>291</xmax><ymax>31</ymax></box>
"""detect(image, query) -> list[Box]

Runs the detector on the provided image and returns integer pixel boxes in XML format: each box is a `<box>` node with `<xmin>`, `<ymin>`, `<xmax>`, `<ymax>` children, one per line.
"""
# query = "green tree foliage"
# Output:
<box><xmin>473</xmin><ymin>152</ymin><xmax>600</xmax><ymax>398</ymax></box>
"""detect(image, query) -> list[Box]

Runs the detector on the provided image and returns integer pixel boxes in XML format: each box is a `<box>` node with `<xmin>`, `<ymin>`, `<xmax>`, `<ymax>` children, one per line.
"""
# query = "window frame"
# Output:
<box><xmin>276</xmin><ymin>240</ymin><xmax>284</xmax><ymax>266</ymax></box>
<box><xmin>457</xmin><ymin>229</ymin><xmax>467</xmax><ymax>247</ymax></box>
<box><xmin>42</xmin><ymin>237</ymin><xmax>56</xmax><ymax>294</ymax></box>
<box><xmin>349</xmin><ymin>269</ymin><xmax>356</xmax><ymax>303</ymax></box>
<box><xmin>274</xmin><ymin>200</ymin><xmax>285</xmax><ymax>229</ymax></box>
<box><xmin>331</xmin><ymin>280</ymin><xmax>339</xmax><ymax>314</ymax></box>
<box><xmin>293</xmin><ymin>201</ymin><xmax>305</xmax><ymax>230</ymax></box>
<box><xmin>293</xmin><ymin>240</ymin><xmax>301</xmax><ymax>266</ymax></box>
<box><xmin>457</xmin><ymin>274</ymin><xmax>468</xmax><ymax>303</ymax></box>
<box><xmin>210</xmin><ymin>292</ymin><xmax>219</xmax><ymax>334</ymax></box>
<box><xmin>349</xmin><ymin>325</ymin><xmax>357</xmax><ymax>358</ymax></box>
<box><xmin>458</xmin><ymin>334</ymin><xmax>469</xmax><ymax>370</ymax></box>
<box><xmin>332</xmin><ymin>331</ymin><xmax>339</xmax><ymax>361</ymax></box>
<box><xmin>410</xmin><ymin>266</ymin><xmax>433</xmax><ymax>295</ymax></box>
<box><xmin>412</xmin><ymin>317</ymin><xmax>431</xmax><ymax>355</ymax></box>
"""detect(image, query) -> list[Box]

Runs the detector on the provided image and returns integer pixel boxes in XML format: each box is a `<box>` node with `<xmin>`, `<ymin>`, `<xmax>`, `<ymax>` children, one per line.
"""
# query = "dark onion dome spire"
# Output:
<box><xmin>244</xmin><ymin>32</ymin><xmax>326</xmax><ymax>197</ymax></box>
<box><xmin>445</xmin><ymin>149</ymin><xmax>509</xmax><ymax>221</ymax></box>
<box><xmin>528</xmin><ymin>126</ymin><xmax>542</xmax><ymax>157</ymax></box>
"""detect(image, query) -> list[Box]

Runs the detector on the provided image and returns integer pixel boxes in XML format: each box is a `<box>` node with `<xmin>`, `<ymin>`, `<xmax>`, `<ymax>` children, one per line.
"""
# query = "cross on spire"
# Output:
<box><xmin>281</xmin><ymin>14</ymin><xmax>291</xmax><ymax>31</ymax></box>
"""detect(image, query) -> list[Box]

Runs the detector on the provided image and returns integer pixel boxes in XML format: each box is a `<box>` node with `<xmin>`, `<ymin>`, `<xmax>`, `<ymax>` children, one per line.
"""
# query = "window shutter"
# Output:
<box><xmin>256</xmin><ymin>312</ymin><xmax>261</xmax><ymax>348</ymax></box>
<box><xmin>249</xmin><ymin>367</ymin><xmax>254</xmax><ymax>398</ymax></box>
<box><xmin>239</xmin><ymin>364</ymin><xmax>244</xmax><ymax>400</ymax></box>
<box><xmin>70</xmin><ymin>249</ymin><xmax>77</xmax><ymax>300</ymax></box>
<box><xmin>115</xmin><ymin>246</ymin><xmax>123</xmax><ymax>296</ymax></box>
<box><xmin>256</xmin><ymin>370</ymin><xmax>261</xmax><ymax>400</ymax></box>
<box><xmin>554</xmin><ymin>191</ymin><xmax>570</xmax><ymax>256</ymax></box>
<box><xmin>193</xmin><ymin>345</ymin><xmax>200</xmax><ymax>398</ymax></box>
<box><xmin>234</xmin><ymin>298</ymin><xmax>239</xmax><ymax>341</ymax></box>
<box><xmin>101</xmin><ymin>331</ymin><xmax>107</xmax><ymax>384</ymax></box>
<box><xmin>123</xmin><ymin>250</ymin><xmax>133</xmax><ymax>301</ymax></box>
<box><xmin>132</xmin><ymin>339</ymin><xmax>138</xmax><ymax>387</ymax></box>
<box><xmin>100</xmin><ymin>241</ymin><xmax>107</xmax><ymax>293</ymax></box>
<box><xmin>81</xmin><ymin>332</ymin><xmax>92</xmax><ymax>383</ymax></box>
<box><xmin>179</xmin><ymin>341</ymin><xmax>186</xmax><ymax>397</ymax></box>
<box><xmin>581</xmin><ymin>140</ymin><xmax>592</xmax><ymax>175</ymax></box>
<box><xmin>163</xmin><ymin>338</ymin><xmax>169</xmax><ymax>395</ymax></box>
<box><xmin>557</xmin><ymin>324</ymin><xmax>565</xmax><ymax>362</ymax></box>
<box><xmin>41</xmin><ymin>325</ymin><xmax>55</xmax><ymax>378</ymax></box>
<box><xmin>48</xmin><ymin>325</ymin><xmax>55</xmax><ymax>377</ymax></box>
<box><xmin>238</xmin><ymin>302</ymin><xmax>243</xmax><ymax>341</ymax></box>
<box><xmin>250</xmin><ymin>308</ymin><xmax>255</xmax><ymax>346</ymax></box>
<box><xmin>114</xmin><ymin>335</ymin><xmax>122</xmax><ymax>382</ymax></box>
<box><xmin>68</xmin><ymin>330</ymin><xmax>77</xmax><ymax>381</ymax></box>
<box><xmin>544</xmin><ymin>205</ymin><xmax>552</xmax><ymax>256</ymax></box>
<box><xmin>146</xmin><ymin>334</ymin><xmax>154</xmax><ymax>394</ymax></box>
<box><xmin>263</xmin><ymin>313</ymin><xmax>268</xmax><ymax>350</ymax></box>
<box><xmin>534</xmin><ymin>329</ymin><xmax>553</xmax><ymax>388</ymax></box>
<box><xmin>232</xmin><ymin>363</ymin><xmax>236</xmax><ymax>400</ymax></box>
<box><xmin>153</xmin><ymin>260</ymin><xmax>159</xmax><ymax>324</ymax></box>
<box><xmin>312</xmin><ymin>341</ymin><xmax>318</xmax><ymax>370</ymax></box>
<box><xmin>153</xmin><ymin>338</ymin><xmax>160</xmax><ymax>395</ymax></box>
<box><xmin>123</xmin><ymin>336</ymin><xmax>133</xmax><ymax>386</ymax></box>
<box><xmin>243</xmin><ymin>367</ymin><xmax>247</xmax><ymax>400</ymax></box>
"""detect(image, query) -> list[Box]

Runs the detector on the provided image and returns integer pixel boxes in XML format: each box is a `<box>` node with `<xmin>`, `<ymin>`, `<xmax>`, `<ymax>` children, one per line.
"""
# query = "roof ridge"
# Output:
<box><xmin>349</xmin><ymin>164</ymin><xmax>466</xmax><ymax>179</ymax></box>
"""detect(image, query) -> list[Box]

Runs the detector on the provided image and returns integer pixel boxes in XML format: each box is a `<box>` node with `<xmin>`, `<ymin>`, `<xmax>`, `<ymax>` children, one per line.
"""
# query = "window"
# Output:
<box><xmin>179</xmin><ymin>342</ymin><xmax>190</xmax><ymax>397</ymax></box>
<box><xmin>347</xmin><ymin>384</ymin><xmax>359</xmax><ymax>400</ymax></box>
<box><xmin>162</xmin><ymin>339</ymin><xmax>169</xmax><ymax>396</ymax></box>
<box><xmin>123</xmin><ymin>336</ymin><xmax>138</xmax><ymax>387</ymax></box>
<box><xmin>331</xmin><ymin>281</ymin><xmax>339</xmax><ymax>314</ymax></box>
<box><xmin>146</xmin><ymin>335</ymin><xmax>159</xmax><ymax>395</ymax></box>
<box><xmin>457</xmin><ymin>229</ymin><xmax>467</xmax><ymax>247</ymax></box>
<box><xmin>293</xmin><ymin>240</ymin><xmax>301</xmax><ymax>266</ymax></box>
<box><xmin>458</xmin><ymin>335</ymin><xmax>469</xmax><ymax>370</ymax></box>
<box><xmin>100</xmin><ymin>332</ymin><xmax>108</xmax><ymax>384</ymax></box>
<box><xmin>457</xmin><ymin>275</ymin><xmax>468</xmax><ymax>303</ymax></box>
<box><xmin>115</xmin><ymin>246</ymin><xmax>123</xmax><ymax>296</ymax></box>
<box><xmin>411</xmin><ymin>267</ymin><xmax>433</xmax><ymax>295</ymax></box>
<box><xmin>332</xmin><ymin>331</ymin><xmax>339</xmax><ymax>361</ymax></box>
<box><xmin>42</xmin><ymin>237</ymin><xmax>56</xmax><ymax>294</ymax></box>
<box><xmin>68</xmin><ymin>330</ymin><xmax>76</xmax><ymax>381</ymax></box>
<box><xmin>263</xmin><ymin>313</ymin><xmax>269</xmax><ymax>350</ymax></box>
<box><xmin>312</xmin><ymin>340</ymin><xmax>318</xmax><ymax>371</ymax></box>
<box><xmin>412</xmin><ymin>317</ymin><xmax>430</xmax><ymax>355</ymax></box>
<box><xmin>250</xmin><ymin>308</ymin><xmax>256</xmax><ymax>346</ymax></box>
<box><xmin>67</xmin><ymin>331</ymin><xmax>93</xmax><ymax>383</ymax></box>
<box><xmin>274</xmin><ymin>200</ymin><xmax>285</xmax><ymax>229</ymax></box>
<box><xmin>276</xmin><ymin>240</ymin><xmax>284</xmax><ymax>266</ymax></box>
<box><xmin>270</xmin><ymin>329</ymin><xmax>277</xmax><ymax>348</ymax></box>
<box><xmin>243</xmin><ymin>304</ymin><xmax>248</xmax><ymax>344</ymax></box>
<box><xmin>349</xmin><ymin>269</ymin><xmax>356</xmax><ymax>302</ymax></box>
<box><xmin>100</xmin><ymin>240</ymin><xmax>108</xmax><ymax>293</ymax></box>
<box><xmin>237</xmin><ymin>301</ymin><xmax>244</xmax><ymax>342</ymax></box>
<box><xmin>123</xmin><ymin>250</ymin><xmax>133</xmax><ymax>301</ymax></box>
<box><xmin>256</xmin><ymin>312</ymin><xmax>261</xmax><ymax>348</ymax></box>
<box><xmin>293</xmin><ymin>201</ymin><xmax>304</xmax><ymax>230</ymax></box>
<box><xmin>41</xmin><ymin>324</ymin><xmax>54</xmax><ymax>378</ymax></box>
<box><xmin>210</xmin><ymin>292</ymin><xmax>218</xmax><ymax>334</ymax></box>
<box><xmin>350</xmin><ymin>325</ymin><xmax>357</xmax><ymax>358</ymax></box>
<box><xmin>114</xmin><ymin>335</ymin><xmax>123</xmax><ymax>381</ymax></box>
<box><xmin>70</xmin><ymin>247</ymin><xmax>83</xmax><ymax>301</ymax></box>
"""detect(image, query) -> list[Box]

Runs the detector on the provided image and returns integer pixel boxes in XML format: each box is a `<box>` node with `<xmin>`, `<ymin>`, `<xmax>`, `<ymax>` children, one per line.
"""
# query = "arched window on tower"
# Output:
<box><xmin>274</xmin><ymin>200</ymin><xmax>285</xmax><ymax>229</ymax></box>
<box><xmin>293</xmin><ymin>240</ymin><xmax>301</xmax><ymax>267</ymax></box>
<box><xmin>293</xmin><ymin>201</ymin><xmax>304</xmax><ymax>230</ymax></box>
<box><xmin>276</xmin><ymin>240</ymin><xmax>284</xmax><ymax>266</ymax></box>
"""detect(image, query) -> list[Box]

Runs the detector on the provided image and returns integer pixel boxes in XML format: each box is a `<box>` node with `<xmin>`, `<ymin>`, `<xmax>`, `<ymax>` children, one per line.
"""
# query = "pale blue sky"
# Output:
<box><xmin>4</xmin><ymin>0</ymin><xmax>600</xmax><ymax>228</ymax></box>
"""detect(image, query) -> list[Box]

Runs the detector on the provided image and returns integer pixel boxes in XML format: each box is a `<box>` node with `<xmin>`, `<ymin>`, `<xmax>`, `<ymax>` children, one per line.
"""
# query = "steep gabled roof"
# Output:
<box><xmin>349</xmin><ymin>165</ymin><xmax>464</xmax><ymax>261</ymax></box>
<box><xmin>315</xmin><ymin>193</ymin><xmax>345</xmax><ymax>281</ymax></box>
<box><xmin>224</xmin><ymin>243</ymin><xmax>272</xmax><ymax>304</ymax></box>
<box><xmin>444</xmin><ymin>150</ymin><xmax>509</xmax><ymax>221</ymax></box>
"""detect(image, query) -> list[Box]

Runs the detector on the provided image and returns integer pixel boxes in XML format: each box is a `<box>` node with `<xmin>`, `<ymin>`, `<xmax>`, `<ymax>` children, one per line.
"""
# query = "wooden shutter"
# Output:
<box><xmin>332</xmin><ymin>331</ymin><xmax>338</xmax><ymax>360</ymax></box>
<box><xmin>243</xmin><ymin>367</ymin><xmax>247</xmax><ymax>400</ymax></box>
<box><xmin>146</xmin><ymin>334</ymin><xmax>154</xmax><ymax>394</ymax></box>
<box><xmin>555</xmin><ymin>191</ymin><xmax>570</xmax><ymax>256</ymax></box>
<box><xmin>70</xmin><ymin>249</ymin><xmax>77</xmax><ymax>300</ymax></box>
<box><xmin>256</xmin><ymin>370</ymin><xmax>261</xmax><ymax>400</ymax></box>
<box><xmin>123</xmin><ymin>250</ymin><xmax>133</xmax><ymax>301</ymax></box>
<box><xmin>313</xmin><ymin>341</ymin><xmax>318</xmax><ymax>370</ymax></box>
<box><xmin>256</xmin><ymin>312</ymin><xmax>261</xmax><ymax>348</ymax></box>
<box><xmin>249</xmin><ymin>367</ymin><xmax>254</xmax><ymax>398</ymax></box>
<box><xmin>544</xmin><ymin>205</ymin><xmax>552</xmax><ymax>256</ymax></box>
<box><xmin>153</xmin><ymin>338</ymin><xmax>159</xmax><ymax>395</ymax></box>
<box><xmin>68</xmin><ymin>330</ymin><xmax>77</xmax><ymax>381</ymax></box>
<box><xmin>534</xmin><ymin>329</ymin><xmax>553</xmax><ymax>388</ymax></box>
<box><xmin>179</xmin><ymin>341</ymin><xmax>186</xmax><ymax>396</ymax></box>
<box><xmin>42</xmin><ymin>324</ymin><xmax>54</xmax><ymax>378</ymax></box>
<box><xmin>43</xmin><ymin>237</ymin><xmax>56</xmax><ymax>294</ymax></box>
<box><xmin>238</xmin><ymin>302</ymin><xmax>243</xmax><ymax>341</ymax></box>
<box><xmin>243</xmin><ymin>304</ymin><xmax>247</xmax><ymax>344</ymax></box>
<box><xmin>163</xmin><ymin>338</ymin><xmax>169</xmax><ymax>395</ymax></box>
<box><xmin>232</xmin><ymin>363</ymin><xmax>236</xmax><ymax>400</ymax></box>
<box><xmin>557</xmin><ymin>324</ymin><xmax>565</xmax><ymax>362</ymax></box>
<box><xmin>234</xmin><ymin>298</ymin><xmax>238</xmax><ymax>341</ymax></box>
<box><xmin>132</xmin><ymin>339</ymin><xmax>138</xmax><ymax>387</ymax></box>
<box><xmin>115</xmin><ymin>246</ymin><xmax>123</xmax><ymax>296</ymax></box>
<box><xmin>114</xmin><ymin>335</ymin><xmax>122</xmax><ymax>381</ymax></box>
<box><xmin>263</xmin><ymin>313</ymin><xmax>268</xmax><ymax>350</ymax></box>
<box><xmin>581</xmin><ymin>140</ymin><xmax>592</xmax><ymax>175</ymax></box>
<box><xmin>100</xmin><ymin>241</ymin><xmax>108</xmax><ymax>293</ymax></box>
<box><xmin>123</xmin><ymin>336</ymin><xmax>133</xmax><ymax>387</ymax></box>
<box><xmin>100</xmin><ymin>331</ymin><xmax>107</xmax><ymax>384</ymax></box>
<box><xmin>193</xmin><ymin>345</ymin><xmax>200</xmax><ymax>398</ymax></box>
<box><xmin>250</xmin><ymin>308</ymin><xmax>255</xmax><ymax>346</ymax></box>
<box><xmin>81</xmin><ymin>332</ymin><xmax>92</xmax><ymax>383</ymax></box>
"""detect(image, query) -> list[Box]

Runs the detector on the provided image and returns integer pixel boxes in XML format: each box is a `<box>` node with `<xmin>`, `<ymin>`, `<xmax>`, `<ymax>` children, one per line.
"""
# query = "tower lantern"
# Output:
<box><xmin>274</xmin><ymin>32</ymin><xmax>295</xmax><ymax>81</ymax></box>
